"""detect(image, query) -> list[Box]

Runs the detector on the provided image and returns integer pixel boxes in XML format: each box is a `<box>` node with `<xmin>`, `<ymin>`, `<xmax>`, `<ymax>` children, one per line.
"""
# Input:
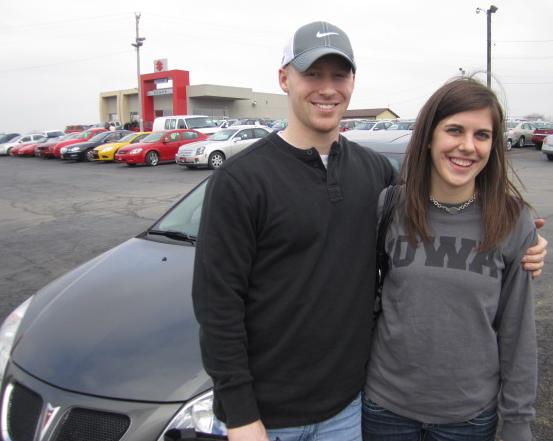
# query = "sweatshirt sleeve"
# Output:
<box><xmin>495</xmin><ymin>208</ymin><xmax>538</xmax><ymax>441</ymax></box>
<box><xmin>192</xmin><ymin>169</ymin><xmax>260</xmax><ymax>428</ymax></box>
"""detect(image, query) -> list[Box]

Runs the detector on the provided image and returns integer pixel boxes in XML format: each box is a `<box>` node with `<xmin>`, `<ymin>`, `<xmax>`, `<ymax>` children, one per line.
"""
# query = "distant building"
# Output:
<box><xmin>99</xmin><ymin>69</ymin><xmax>287</xmax><ymax>128</ymax></box>
<box><xmin>343</xmin><ymin>108</ymin><xmax>399</xmax><ymax>120</ymax></box>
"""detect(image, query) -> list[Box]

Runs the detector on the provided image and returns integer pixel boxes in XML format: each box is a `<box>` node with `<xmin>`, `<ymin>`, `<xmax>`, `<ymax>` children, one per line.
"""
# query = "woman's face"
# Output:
<box><xmin>429</xmin><ymin>107</ymin><xmax>494</xmax><ymax>203</ymax></box>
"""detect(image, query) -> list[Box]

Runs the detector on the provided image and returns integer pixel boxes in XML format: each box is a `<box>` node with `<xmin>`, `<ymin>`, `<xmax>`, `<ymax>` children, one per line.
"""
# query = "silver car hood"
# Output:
<box><xmin>12</xmin><ymin>238</ymin><xmax>211</xmax><ymax>402</ymax></box>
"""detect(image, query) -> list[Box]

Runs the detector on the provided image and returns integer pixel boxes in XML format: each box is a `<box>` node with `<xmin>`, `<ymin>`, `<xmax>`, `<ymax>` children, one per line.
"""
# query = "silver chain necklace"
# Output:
<box><xmin>429</xmin><ymin>193</ymin><xmax>477</xmax><ymax>215</ymax></box>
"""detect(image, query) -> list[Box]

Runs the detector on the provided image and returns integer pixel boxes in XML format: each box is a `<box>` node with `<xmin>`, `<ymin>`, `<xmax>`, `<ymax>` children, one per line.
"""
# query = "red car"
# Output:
<box><xmin>531</xmin><ymin>122</ymin><xmax>553</xmax><ymax>150</ymax></box>
<box><xmin>10</xmin><ymin>141</ymin><xmax>43</xmax><ymax>157</ymax></box>
<box><xmin>51</xmin><ymin>128</ymin><xmax>107</xmax><ymax>158</ymax></box>
<box><xmin>114</xmin><ymin>129</ymin><xmax>207</xmax><ymax>166</ymax></box>
<box><xmin>35</xmin><ymin>133</ymin><xmax>80</xmax><ymax>158</ymax></box>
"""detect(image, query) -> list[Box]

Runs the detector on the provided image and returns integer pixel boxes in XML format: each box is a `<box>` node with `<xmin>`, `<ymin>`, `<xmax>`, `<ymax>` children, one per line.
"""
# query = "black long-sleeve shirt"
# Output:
<box><xmin>192</xmin><ymin>132</ymin><xmax>395</xmax><ymax>429</ymax></box>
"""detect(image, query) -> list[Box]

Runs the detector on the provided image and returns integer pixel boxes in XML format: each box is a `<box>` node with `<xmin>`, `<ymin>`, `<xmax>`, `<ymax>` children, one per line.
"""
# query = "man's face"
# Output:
<box><xmin>279</xmin><ymin>55</ymin><xmax>355</xmax><ymax>135</ymax></box>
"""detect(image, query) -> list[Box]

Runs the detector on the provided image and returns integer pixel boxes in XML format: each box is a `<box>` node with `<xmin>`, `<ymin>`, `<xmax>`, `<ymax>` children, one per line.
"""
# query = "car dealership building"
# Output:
<box><xmin>99</xmin><ymin>68</ymin><xmax>288</xmax><ymax>129</ymax></box>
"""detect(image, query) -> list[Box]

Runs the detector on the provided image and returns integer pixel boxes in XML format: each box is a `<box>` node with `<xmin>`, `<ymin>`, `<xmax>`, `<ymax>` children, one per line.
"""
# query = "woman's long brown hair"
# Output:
<box><xmin>399</xmin><ymin>77</ymin><xmax>526</xmax><ymax>251</ymax></box>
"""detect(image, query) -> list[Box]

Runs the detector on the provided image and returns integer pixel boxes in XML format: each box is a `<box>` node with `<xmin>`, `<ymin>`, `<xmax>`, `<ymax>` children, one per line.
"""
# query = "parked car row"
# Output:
<box><xmin>0</xmin><ymin>131</ymin><xmax>65</xmax><ymax>156</ymax></box>
<box><xmin>339</xmin><ymin>118</ymin><xmax>415</xmax><ymax>133</ymax></box>
<box><xmin>2</xmin><ymin>125</ymin><xmax>273</xmax><ymax>169</ymax></box>
<box><xmin>216</xmin><ymin>118</ymin><xmax>285</xmax><ymax>130</ymax></box>
<box><xmin>504</xmin><ymin>120</ymin><xmax>553</xmax><ymax>150</ymax></box>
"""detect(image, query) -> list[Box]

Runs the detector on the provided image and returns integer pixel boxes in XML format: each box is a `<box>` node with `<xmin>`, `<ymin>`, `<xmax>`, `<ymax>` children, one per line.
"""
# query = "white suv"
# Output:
<box><xmin>152</xmin><ymin>115</ymin><xmax>220</xmax><ymax>135</ymax></box>
<box><xmin>175</xmin><ymin>125</ymin><xmax>270</xmax><ymax>169</ymax></box>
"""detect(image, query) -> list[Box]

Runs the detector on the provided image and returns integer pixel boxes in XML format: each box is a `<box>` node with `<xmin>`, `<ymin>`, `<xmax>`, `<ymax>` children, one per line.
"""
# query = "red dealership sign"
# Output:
<box><xmin>154</xmin><ymin>58</ymin><xmax>168</xmax><ymax>72</ymax></box>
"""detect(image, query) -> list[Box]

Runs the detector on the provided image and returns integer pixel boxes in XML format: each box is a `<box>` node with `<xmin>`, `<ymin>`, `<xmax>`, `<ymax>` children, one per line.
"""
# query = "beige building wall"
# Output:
<box><xmin>100</xmin><ymin>84</ymin><xmax>288</xmax><ymax>122</ymax></box>
<box><xmin>228</xmin><ymin>92</ymin><xmax>288</xmax><ymax>119</ymax></box>
<box><xmin>377</xmin><ymin>110</ymin><xmax>398</xmax><ymax>120</ymax></box>
<box><xmin>100</xmin><ymin>89</ymin><xmax>139</xmax><ymax>123</ymax></box>
<box><xmin>152</xmin><ymin>95</ymin><xmax>173</xmax><ymax>115</ymax></box>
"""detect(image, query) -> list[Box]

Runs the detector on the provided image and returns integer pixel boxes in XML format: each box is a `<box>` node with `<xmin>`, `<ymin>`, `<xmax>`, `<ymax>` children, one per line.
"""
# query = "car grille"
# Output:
<box><xmin>181</xmin><ymin>150</ymin><xmax>193</xmax><ymax>157</ymax></box>
<box><xmin>4</xmin><ymin>383</ymin><xmax>130</xmax><ymax>441</ymax></box>
<box><xmin>52</xmin><ymin>408</ymin><xmax>130</xmax><ymax>441</ymax></box>
<box><xmin>6</xmin><ymin>383</ymin><xmax>43</xmax><ymax>441</ymax></box>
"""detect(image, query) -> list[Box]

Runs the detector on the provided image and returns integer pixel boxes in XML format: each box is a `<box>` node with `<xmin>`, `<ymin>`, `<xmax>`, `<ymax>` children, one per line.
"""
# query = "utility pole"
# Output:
<box><xmin>476</xmin><ymin>5</ymin><xmax>498</xmax><ymax>88</ymax></box>
<box><xmin>132</xmin><ymin>12</ymin><xmax>146</xmax><ymax>131</ymax></box>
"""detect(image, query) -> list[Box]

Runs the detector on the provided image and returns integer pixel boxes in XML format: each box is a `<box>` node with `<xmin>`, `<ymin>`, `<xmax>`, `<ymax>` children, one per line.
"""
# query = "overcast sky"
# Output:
<box><xmin>1</xmin><ymin>0</ymin><xmax>552</xmax><ymax>133</ymax></box>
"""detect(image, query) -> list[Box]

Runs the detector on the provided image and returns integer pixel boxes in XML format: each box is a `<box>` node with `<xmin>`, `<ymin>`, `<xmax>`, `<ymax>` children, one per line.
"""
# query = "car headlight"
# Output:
<box><xmin>70</xmin><ymin>146</ymin><xmax>81</xmax><ymax>152</ymax></box>
<box><xmin>0</xmin><ymin>296</ymin><xmax>33</xmax><ymax>384</ymax></box>
<box><xmin>130</xmin><ymin>148</ymin><xmax>142</xmax><ymax>155</ymax></box>
<box><xmin>196</xmin><ymin>146</ymin><xmax>206</xmax><ymax>155</ymax></box>
<box><xmin>157</xmin><ymin>390</ymin><xmax>227</xmax><ymax>441</ymax></box>
<box><xmin>60</xmin><ymin>147</ymin><xmax>67</xmax><ymax>154</ymax></box>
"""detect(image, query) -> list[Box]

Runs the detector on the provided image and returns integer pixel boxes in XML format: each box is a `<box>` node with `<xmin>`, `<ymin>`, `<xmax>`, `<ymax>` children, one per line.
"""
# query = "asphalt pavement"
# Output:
<box><xmin>0</xmin><ymin>150</ymin><xmax>551</xmax><ymax>439</ymax></box>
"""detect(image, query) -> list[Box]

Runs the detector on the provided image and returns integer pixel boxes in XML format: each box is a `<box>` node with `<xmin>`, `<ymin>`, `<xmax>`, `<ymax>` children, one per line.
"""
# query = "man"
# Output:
<box><xmin>192</xmin><ymin>21</ymin><xmax>547</xmax><ymax>441</ymax></box>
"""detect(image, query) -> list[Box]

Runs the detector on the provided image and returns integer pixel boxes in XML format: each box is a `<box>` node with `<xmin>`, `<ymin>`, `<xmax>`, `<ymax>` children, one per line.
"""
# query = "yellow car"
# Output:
<box><xmin>93</xmin><ymin>132</ymin><xmax>151</xmax><ymax>161</ymax></box>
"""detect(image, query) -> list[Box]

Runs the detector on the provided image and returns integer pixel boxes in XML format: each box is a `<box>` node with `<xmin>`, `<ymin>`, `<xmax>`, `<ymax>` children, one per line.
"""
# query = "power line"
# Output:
<box><xmin>4</xmin><ymin>13</ymin><xmax>130</xmax><ymax>31</ymax></box>
<box><xmin>503</xmin><ymin>81</ymin><xmax>553</xmax><ymax>85</ymax></box>
<box><xmin>0</xmin><ymin>50</ymin><xmax>133</xmax><ymax>74</ymax></box>
<box><xmin>494</xmin><ymin>39</ymin><xmax>553</xmax><ymax>43</ymax></box>
<box><xmin>494</xmin><ymin>56</ymin><xmax>553</xmax><ymax>60</ymax></box>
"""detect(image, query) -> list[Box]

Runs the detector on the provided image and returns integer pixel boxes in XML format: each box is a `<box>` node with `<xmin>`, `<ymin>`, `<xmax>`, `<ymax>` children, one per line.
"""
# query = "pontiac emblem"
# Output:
<box><xmin>39</xmin><ymin>403</ymin><xmax>60</xmax><ymax>441</ymax></box>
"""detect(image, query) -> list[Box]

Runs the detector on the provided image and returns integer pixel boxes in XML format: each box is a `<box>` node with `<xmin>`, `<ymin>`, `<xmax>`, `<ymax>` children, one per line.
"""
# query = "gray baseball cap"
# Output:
<box><xmin>281</xmin><ymin>21</ymin><xmax>356</xmax><ymax>73</ymax></box>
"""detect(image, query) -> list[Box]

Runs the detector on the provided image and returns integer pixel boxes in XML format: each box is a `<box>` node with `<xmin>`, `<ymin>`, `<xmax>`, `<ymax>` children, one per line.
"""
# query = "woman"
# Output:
<box><xmin>363</xmin><ymin>78</ymin><xmax>538</xmax><ymax>441</ymax></box>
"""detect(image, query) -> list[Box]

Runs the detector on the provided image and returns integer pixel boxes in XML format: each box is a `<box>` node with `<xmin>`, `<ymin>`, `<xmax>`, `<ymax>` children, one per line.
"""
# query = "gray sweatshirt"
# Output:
<box><xmin>365</xmin><ymin>189</ymin><xmax>537</xmax><ymax>441</ymax></box>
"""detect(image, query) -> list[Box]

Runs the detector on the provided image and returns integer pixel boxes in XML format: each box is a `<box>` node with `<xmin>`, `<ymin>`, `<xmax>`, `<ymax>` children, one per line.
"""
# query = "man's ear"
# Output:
<box><xmin>278</xmin><ymin>67</ymin><xmax>289</xmax><ymax>94</ymax></box>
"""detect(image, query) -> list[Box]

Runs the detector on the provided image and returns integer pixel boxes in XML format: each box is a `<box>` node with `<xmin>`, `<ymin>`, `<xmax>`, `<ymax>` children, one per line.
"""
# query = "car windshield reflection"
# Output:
<box><xmin>142</xmin><ymin>132</ymin><xmax>164</xmax><ymax>142</ymax></box>
<box><xmin>209</xmin><ymin>129</ymin><xmax>238</xmax><ymax>141</ymax></box>
<box><xmin>148</xmin><ymin>180</ymin><xmax>208</xmax><ymax>241</ymax></box>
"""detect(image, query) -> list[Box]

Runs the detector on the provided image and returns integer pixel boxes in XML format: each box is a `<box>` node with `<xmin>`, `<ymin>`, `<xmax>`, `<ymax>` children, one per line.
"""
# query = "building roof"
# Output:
<box><xmin>344</xmin><ymin>108</ymin><xmax>399</xmax><ymax>119</ymax></box>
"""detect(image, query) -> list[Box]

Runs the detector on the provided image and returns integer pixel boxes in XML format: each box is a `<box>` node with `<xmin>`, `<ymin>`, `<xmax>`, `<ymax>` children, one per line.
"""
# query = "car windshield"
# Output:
<box><xmin>355</xmin><ymin>122</ymin><xmax>376</xmax><ymax>130</ymax></box>
<box><xmin>78</xmin><ymin>131</ymin><xmax>93</xmax><ymax>139</ymax></box>
<box><xmin>271</xmin><ymin>120</ymin><xmax>287</xmax><ymax>129</ymax></box>
<box><xmin>47</xmin><ymin>131</ymin><xmax>65</xmax><ymax>138</ymax></box>
<box><xmin>142</xmin><ymin>132</ymin><xmax>164</xmax><ymax>142</ymax></box>
<box><xmin>209</xmin><ymin>129</ymin><xmax>238</xmax><ymax>141</ymax></box>
<box><xmin>186</xmin><ymin>117</ymin><xmax>218</xmax><ymax>129</ymax></box>
<box><xmin>538</xmin><ymin>123</ymin><xmax>553</xmax><ymax>130</ymax></box>
<box><xmin>0</xmin><ymin>134</ymin><xmax>15</xmax><ymax>143</ymax></box>
<box><xmin>150</xmin><ymin>180</ymin><xmax>208</xmax><ymax>238</ymax></box>
<box><xmin>89</xmin><ymin>132</ymin><xmax>109</xmax><ymax>142</ymax></box>
<box><xmin>506</xmin><ymin>122</ymin><xmax>518</xmax><ymax>129</ymax></box>
<box><xmin>389</xmin><ymin>122</ymin><xmax>414</xmax><ymax>130</ymax></box>
<box><xmin>119</xmin><ymin>133</ymin><xmax>138</xmax><ymax>142</ymax></box>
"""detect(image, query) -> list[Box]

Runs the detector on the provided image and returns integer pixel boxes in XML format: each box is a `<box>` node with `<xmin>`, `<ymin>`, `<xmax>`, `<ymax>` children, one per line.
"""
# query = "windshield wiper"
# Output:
<box><xmin>148</xmin><ymin>229</ymin><xmax>197</xmax><ymax>244</ymax></box>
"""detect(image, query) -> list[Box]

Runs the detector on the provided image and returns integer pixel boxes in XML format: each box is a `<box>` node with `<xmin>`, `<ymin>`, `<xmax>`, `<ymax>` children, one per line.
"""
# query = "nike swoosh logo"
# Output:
<box><xmin>316</xmin><ymin>31</ymin><xmax>339</xmax><ymax>38</ymax></box>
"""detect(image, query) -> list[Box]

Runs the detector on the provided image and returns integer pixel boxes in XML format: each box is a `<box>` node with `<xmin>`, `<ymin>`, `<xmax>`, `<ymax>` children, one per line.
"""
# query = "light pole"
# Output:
<box><xmin>476</xmin><ymin>5</ymin><xmax>498</xmax><ymax>88</ymax></box>
<box><xmin>458</xmin><ymin>67</ymin><xmax>466</xmax><ymax>77</ymax></box>
<box><xmin>132</xmin><ymin>12</ymin><xmax>146</xmax><ymax>131</ymax></box>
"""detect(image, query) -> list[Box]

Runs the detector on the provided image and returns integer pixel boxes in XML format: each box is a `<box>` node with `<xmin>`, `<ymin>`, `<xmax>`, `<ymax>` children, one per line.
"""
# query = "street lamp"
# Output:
<box><xmin>131</xmin><ymin>12</ymin><xmax>146</xmax><ymax>131</ymax></box>
<box><xmin>476</xmin><ymin>5</ymin><xmax>498</xmax><ymax>88</ymax></box>
<box><xmin>458</xmin><ymin>67</ymin><xmax>466</xmax><ymax>77</ymax></box>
